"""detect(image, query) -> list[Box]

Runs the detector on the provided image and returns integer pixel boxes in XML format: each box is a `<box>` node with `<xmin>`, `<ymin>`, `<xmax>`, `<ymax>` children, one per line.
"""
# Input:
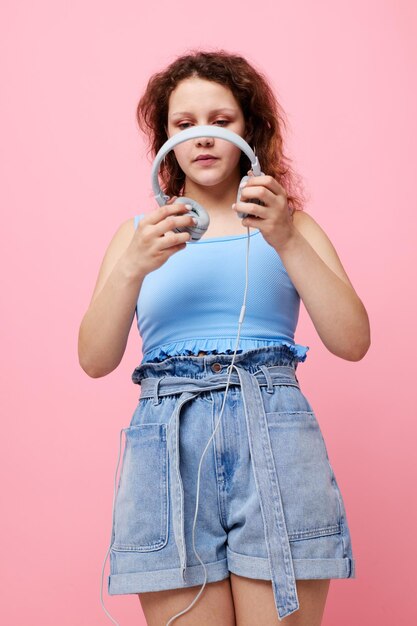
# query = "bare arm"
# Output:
<box><xmin>277</xmin><ymin>210</ymin><xmax>371</xmax><ymax>361</ymax></box>
<box><xmin>78</xmin><ymin>203</ymin><xmax>196</xmax><ymax>378</ymax></box>
<box><xmin>78</xmin><ymin>218</ymin><xmax>145</xmax><ymax>378</ymax></box>
<box><xmin>235</xmin><ymin>172</ymin><xmax>370</xmax><ymax>361</ymax></box>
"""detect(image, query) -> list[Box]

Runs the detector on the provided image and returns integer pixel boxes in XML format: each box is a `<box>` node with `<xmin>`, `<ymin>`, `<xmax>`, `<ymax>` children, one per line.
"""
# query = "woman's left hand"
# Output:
<box><xmin>232</xmin><ymin>171</ymin><xmax>296</xmax><ymax>250</ymax></box>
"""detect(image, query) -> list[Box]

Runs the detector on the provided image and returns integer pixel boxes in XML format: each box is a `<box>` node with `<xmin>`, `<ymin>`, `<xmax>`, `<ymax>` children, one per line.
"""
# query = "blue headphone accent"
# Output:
<box><xmin>151</xmin><ymin>125</ymin><xmax>265</xmax><ymax>241</ymax></box>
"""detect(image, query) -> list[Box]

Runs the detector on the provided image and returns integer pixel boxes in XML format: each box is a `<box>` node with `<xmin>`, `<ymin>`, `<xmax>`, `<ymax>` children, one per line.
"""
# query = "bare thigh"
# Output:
<box><xmin>230</xmin><ymin>574</ymin><xmax>331</xmax><ymax>626</ymax></box>
<box><xmin>138</xmin><ymin>577</ymin><xmax>236</xmax><ymax>626</ymax></box>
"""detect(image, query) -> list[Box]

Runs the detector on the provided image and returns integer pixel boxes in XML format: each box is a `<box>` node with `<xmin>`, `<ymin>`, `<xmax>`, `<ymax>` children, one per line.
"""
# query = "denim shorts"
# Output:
<box><xmin>107</xmin><ymin>345</ymin><xmax>355</xmax><ymax>621</ymax></box>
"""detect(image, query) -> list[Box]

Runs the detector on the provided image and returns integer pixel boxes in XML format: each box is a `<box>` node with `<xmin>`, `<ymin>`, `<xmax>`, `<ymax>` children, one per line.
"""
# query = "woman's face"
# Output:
<box><xmin>166</xmin><ymin>77</ymin><xmax>249</xmax><ymax>189</ymax></box>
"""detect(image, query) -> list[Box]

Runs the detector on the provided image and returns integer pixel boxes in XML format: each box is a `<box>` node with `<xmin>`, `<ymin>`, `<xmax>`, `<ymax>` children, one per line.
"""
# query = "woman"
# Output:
<box><xmin>79</xmin><ymin>49</ymin><xmax>370</xmax><ymax>626</ymax></box>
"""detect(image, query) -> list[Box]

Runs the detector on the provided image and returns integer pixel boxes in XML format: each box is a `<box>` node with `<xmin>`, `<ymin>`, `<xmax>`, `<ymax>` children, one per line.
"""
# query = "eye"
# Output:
<box><xmin>177</xmin><ymin>120</ymin><xmax>229</xmax><ymax>130</ymax></box>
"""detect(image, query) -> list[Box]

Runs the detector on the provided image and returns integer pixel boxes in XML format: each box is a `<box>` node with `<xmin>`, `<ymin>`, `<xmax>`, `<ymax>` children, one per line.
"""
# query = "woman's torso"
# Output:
<box><xmin>129</xmin><ymin>213</ymin><xmax>309</xmax><ymax>364</ymax></box>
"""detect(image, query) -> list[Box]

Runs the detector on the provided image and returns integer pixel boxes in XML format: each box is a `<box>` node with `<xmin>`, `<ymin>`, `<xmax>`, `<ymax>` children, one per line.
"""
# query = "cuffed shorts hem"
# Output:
<box><xmin>108</xmin><ymin>557</ymin><xmax>230</xmax><ymax>594</ymax></box>
<box><xmin>108</xmin><ymin>548</ymin><xmax>355</xmax><ymax>596</ymax></box>
<box><xmin>227</xmin><ymin>546</ymin><xmax>356</xmax><ymax>581</ymax></box>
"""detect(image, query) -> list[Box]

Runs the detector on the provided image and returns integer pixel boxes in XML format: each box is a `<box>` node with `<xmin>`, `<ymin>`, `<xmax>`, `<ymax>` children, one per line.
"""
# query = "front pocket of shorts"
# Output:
<box><xmin>266</xmin><ymin>411</ymin><xmax>342</xmax><ymax>540</ymax></box>
<box><xmin>112</xmin><ymin>423</ymin><xmax>169</xmax><ymax>552</ymax></box>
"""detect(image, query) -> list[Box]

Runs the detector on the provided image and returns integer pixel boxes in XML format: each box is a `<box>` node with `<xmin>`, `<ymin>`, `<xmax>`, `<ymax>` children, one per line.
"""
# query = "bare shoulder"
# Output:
<box><xmin>292</xmin><ymin>208</ymin><xmax>325</xmax><ymax>234</ymax></box>
<box><xmin>102</xmin><ymin>216</ymin><xmax>136</xmax><ymax>263</ymax></box>
<box><xmin>292</xmin><ymin>209</ymin><xmax>354</xmax><ymax>289</ymax></box>
<box><xmin>115</xmin><ymin>216</ymin><xmax>136</xmax><ymax>243</ymax></box>
<box><xmin>88</xmin><ymin>216</ymin><xmax>137</xmax><ymax>306</ymax></box>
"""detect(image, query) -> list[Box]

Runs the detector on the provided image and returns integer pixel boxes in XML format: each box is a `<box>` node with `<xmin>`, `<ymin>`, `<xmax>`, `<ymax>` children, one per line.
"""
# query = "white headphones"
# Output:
<box><xmin>150</xmin><ymin>125</ymin><xmax>265</xmax><ymax>240</ymax></box>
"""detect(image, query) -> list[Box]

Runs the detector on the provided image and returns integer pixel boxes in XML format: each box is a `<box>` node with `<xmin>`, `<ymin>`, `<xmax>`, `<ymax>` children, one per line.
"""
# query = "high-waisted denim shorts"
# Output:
<box><xmin>107</xmin><ymin>345</ymin><xmax>355</xmax><ymax>621</ymax></box>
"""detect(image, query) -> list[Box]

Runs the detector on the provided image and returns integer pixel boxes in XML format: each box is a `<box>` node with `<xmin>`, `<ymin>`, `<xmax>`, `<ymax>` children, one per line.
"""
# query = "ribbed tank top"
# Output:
<box><xmin>133</xmin><ymin>214</ymin><xmax>309</xmax><ymax>364</ymax></box>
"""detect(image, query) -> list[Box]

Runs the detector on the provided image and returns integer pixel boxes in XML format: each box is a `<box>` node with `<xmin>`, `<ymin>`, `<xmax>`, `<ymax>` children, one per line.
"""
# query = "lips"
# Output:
<box><xmin>195</xmin><ymin>155</ymin><xmax>218</xmax><ymax>161</ymax></box>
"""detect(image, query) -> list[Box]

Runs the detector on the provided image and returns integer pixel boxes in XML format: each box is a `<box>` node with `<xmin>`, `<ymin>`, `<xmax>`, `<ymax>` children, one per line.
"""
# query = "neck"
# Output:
<box><xmin>183</xmin><ymin>170</ymin><xmax>241</xmax><ymax>215</ymax></box>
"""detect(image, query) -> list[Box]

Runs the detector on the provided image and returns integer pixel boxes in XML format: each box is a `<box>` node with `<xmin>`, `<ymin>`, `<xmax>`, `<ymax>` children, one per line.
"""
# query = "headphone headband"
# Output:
<box><xmin>151</xmin><ymin>125</ymin><xmax>261</xmax><ymax>206</ymax></box>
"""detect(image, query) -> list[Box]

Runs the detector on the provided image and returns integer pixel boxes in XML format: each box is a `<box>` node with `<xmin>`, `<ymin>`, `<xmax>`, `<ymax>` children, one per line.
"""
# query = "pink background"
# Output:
<box><xmin>1</xmin><ymin>1</ymin><xmax>416</xmax><ymax>624</ymax></box>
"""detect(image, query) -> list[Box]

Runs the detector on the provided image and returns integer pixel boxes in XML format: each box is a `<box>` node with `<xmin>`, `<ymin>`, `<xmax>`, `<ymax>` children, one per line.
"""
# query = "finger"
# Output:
<box><xmin>239</xmin><ymin>185</ymin><xmax>277</xmax><ymax>207</ymax></box>
<box><xmin>157</xmin><ymin>229</ymin><xmax>191</xmax><ymax>251</ymax></box>
<box><xmin>154</xmin><ymin>212</ymin><xmax>196</xmax><ymax>238</ymax></box>
<box><xmin>241</xmin><ymin>215</ymin><xmax>261</xmax><ymax>228</ymax></box>
<box><xmin>146</xmin><ymin>201</ymin><xmax>189</xmax><ymax>225</ymax></box>
<box><xmin>239</xmin><ymin>186</ymin><xmax>277</xmax><ymax>211</ymax></box>
<box><xmin>245</xmin><ymin>175</ymin><xmax>285</xmax><ymax>196</ymax></box>
<box><xmin>233</xmin><ymin>201</ymin><xmax>265</xmax><ymax>220</ymax></box>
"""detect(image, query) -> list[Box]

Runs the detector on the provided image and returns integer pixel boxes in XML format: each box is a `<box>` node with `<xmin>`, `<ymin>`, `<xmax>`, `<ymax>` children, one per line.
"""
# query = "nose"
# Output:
<box><xmin>196</xmin><ymin>135</ymin><xmax>214</xmax><ymax>147</ymax></box>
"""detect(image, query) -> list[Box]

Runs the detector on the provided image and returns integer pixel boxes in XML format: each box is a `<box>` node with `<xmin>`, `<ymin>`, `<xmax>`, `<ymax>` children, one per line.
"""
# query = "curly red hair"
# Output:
<box><xmin>136</xmin><ymin>49</ymin><xmax>307</xmax><ymax>213</ymax></box>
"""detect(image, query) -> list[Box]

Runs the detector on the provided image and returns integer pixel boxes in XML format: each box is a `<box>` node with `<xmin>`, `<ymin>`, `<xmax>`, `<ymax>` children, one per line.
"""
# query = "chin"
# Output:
<box><xmin>187</xmin><ymin>171</ymin><xmax>224</xmax><ymax>185</ymax></box>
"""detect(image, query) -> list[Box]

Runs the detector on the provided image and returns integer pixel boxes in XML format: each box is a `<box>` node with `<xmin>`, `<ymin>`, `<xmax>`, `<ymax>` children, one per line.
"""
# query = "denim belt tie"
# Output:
<box><xmin>138</xmin><ymin>363</ymin><xmax>301</xmax><ymax>621</ymax></box>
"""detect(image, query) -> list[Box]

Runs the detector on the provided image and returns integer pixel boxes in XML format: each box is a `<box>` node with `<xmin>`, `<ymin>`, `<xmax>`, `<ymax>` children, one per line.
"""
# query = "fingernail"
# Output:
<box><xmin>232</xmin><ymin>203</ymin><xmax>236</xmax><ymax>210</ymax></box>
<box><xmin>185</xmin><ymin>203</ymin><xmax>192</xmax><ymax>209</ymax></box>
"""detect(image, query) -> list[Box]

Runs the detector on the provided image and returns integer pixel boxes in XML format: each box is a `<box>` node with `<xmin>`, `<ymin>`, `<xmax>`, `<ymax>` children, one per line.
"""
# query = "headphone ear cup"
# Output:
<box><xmin>236</xmin><ymin>173</ymin><xmax>266</xmax><ymax>219</ymax></box>
<box><xmin>172</xmin><ymin>197</ymin><xmax>210</xmax><ymax>241</ymax></box>
<box><xmin>236</xmin><ymin>176</ymin><xmax>250</xmax><ymax>219</ymax></box>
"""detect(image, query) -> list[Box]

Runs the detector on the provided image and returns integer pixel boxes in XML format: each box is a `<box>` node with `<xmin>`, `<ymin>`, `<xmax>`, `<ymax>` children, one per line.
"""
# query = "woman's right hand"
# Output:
<box><xmin>123</xmin><ymin>196</ymin><xmax>196</xmax><ymax>277</ymax></box>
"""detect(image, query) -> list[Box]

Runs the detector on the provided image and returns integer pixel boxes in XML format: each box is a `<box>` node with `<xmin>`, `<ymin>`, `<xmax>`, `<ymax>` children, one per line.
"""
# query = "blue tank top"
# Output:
<box><xmin>133</xmin><ymin>214</ymin><xmax>309</xmax><ymax>364</ymax></box>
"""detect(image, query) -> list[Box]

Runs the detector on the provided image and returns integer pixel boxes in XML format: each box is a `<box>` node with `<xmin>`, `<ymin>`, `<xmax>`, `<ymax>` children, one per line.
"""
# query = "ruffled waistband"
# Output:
<box><xmin>140</xmin><ymin>337</ymin><xmax>309</xmax><ymax>365</ymax></box>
